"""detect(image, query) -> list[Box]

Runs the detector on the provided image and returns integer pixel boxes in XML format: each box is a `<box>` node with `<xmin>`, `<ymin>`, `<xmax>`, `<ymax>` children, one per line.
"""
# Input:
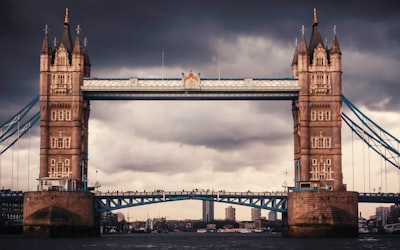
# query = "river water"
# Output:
<box><xmin>1</xmin><ymin>233</ymin><xmax>400</xmax><ymax>249</ymax></box>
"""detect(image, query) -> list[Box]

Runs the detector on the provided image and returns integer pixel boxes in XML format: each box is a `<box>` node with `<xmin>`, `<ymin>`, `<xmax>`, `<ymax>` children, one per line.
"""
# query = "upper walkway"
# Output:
<box><xmin>82</xmin><ymin>77</ymin><xmax>300</xmax><ymax>100</ymax></box>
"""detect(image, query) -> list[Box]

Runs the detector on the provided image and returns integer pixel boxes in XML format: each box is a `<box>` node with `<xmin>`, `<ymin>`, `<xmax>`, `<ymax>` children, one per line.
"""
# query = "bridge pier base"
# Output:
<box><xmin>285</xmin><ymin>191</ymin><xmax>358</xmax><ymax>237</ymax></box>
<box><xmin>23</xmin><ymin>191</ymin><xmax>99</xmax><ymax>237</ymax></box>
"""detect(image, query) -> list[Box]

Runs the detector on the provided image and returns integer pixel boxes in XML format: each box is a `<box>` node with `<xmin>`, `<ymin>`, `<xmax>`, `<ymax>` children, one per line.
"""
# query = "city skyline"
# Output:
<box><xmin>0</xmin><ymin>1</ymin><xmax>399</xmax><ymax>221</ymax></box>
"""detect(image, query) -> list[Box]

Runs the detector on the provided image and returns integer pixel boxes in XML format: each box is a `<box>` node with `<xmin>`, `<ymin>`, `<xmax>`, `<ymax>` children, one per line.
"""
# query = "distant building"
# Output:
<box><xmin>202</xmin><ymin>200</ymin><xmax>214</xmax><ymax>222</ymax></box>
<box><xmin>268</xmin><ymin>210</ymin><xmax>277</xmax><ymax>221</ymax></box>
<box><xmin>251</xmin><ymin>208</ymin><xmax>261</xmax><ymax>221</ymax></box>
<box><xmin>376</xmin><ymin>206</ymin><xmax>390</xmax><ymax>227</ymax></box>
<box><xmin>225</xmin><ymin>206</ymin><xmax>236</xmax><ymax>221</ymax></box>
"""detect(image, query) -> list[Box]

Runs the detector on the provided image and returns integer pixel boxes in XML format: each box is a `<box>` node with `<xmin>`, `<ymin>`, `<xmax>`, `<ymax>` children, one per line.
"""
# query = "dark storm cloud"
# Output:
<box><xmin>1</xmin><ymin>0</ymin><xmax>400</xmax><ymax>122</ymax></box>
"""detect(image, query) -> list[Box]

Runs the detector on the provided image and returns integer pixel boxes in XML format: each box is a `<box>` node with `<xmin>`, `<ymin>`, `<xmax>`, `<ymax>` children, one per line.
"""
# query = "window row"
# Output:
<box><xmin>310</xmin><ymin>110</ymin><xmax>331</xmax><ymax>121</ymax></box>
<box><xmin>311</xmin><ymin>137</ymin><xmax>331</xmax><ymax>149</ymax></box>
<box><xmin>310</xmin><ymin>158</ymin><xmax>334</xmax><ymax>181</ymax></box>
<box><xmin>50</xmin><ymin>158</ymin><xmax>70</xmax><ymax>167</ymax></box>
<box><xmin>50</xmin><ymin>137</ymin><xmax>71</xmax><ymax>149</ymax></box>
<box><xmin>48</xmin><ymin>159</ymin><xmax>72</xmax><ymax>178</ymax></box>
<box><xmin>51</xmin><ymin>109</ymin><xmax>72</xmax><ymax>121</ymax></box>
<box><xmin>52</xmin><ymin>74</ymin><xmax>71</xmax><ymax>85</ymax></box>
<box><xmin>311</xmin><ymin>158</ymin><xmax>331</xmax><ymax>166</ymax></box>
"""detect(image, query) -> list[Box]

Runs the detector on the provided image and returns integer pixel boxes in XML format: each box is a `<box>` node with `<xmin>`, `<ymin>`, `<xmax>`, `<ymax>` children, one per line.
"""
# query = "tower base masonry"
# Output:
<box><xmin>23</xmin><ymin>191</ymin><xmax>99</xmax><ymax>237</ymax></box>
<box><xmin>285</xmin><ymin>191</ymin><xmax>358</xmax><ymax>237</ymax></box>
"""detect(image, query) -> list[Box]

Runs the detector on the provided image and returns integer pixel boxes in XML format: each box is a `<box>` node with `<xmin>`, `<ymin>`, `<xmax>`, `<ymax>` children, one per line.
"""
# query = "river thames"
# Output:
<box><xmin>1</xmin><ymin>233</ymin><xmax>400</xmax><ymax>249</ymax></box>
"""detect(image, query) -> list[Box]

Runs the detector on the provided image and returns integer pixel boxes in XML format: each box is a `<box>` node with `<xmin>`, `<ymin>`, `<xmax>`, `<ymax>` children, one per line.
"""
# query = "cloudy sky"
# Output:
<box><xmin>0</xmin><ymin>0</ymin><xmax>399</xmax><ymax>221</ymax></box>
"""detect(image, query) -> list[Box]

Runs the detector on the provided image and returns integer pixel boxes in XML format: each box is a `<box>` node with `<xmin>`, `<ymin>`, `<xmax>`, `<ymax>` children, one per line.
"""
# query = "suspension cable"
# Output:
<box><xmin>362</xmin><ymin>121</ymin><xmax>366</xmax><ymax>192</ymax></box>
<box><xmin>368</xmin><ymin>138</ymin><xmax>371</xmax><ymax>192</ymax></box>
<box><xmin>352</xmin><ymin>130</ymin><xmax>355</xmax><ymax>191</ymax></box>
<box><xmin>27</xmin><ymin>128</ymin><xmax>31</xmax><ymax>191</ymax></box>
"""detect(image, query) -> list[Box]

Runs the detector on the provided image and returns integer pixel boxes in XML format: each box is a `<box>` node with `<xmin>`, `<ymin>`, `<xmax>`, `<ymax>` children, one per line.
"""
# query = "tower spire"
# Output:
<box><xmin>64</xmin><ymin>8</ymin><xmax>69</xmax><ymax>24</ymax></box>
<box><xmin>313</xmin><ymin>8</ymin><xmax>318</xmax><ymax>24</ymax></box>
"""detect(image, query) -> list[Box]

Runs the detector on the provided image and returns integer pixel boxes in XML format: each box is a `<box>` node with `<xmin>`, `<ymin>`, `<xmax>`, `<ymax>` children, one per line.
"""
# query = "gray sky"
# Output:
<box><xmin>1</xmin><ymin>0</ymin><xmax>399</xmax><ymax>220</ymax></box>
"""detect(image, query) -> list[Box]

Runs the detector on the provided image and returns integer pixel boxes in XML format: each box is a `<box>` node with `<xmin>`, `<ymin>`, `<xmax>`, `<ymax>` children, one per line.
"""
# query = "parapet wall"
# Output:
<box><xmin>286</xmin><ymin>191</ymin><xmax>358</xmax><ymax>237</ymax></box>
<box><xmin>23</xmin><ymin>191</ymin><xmax>99</xmax><ymax>237</ymax></box>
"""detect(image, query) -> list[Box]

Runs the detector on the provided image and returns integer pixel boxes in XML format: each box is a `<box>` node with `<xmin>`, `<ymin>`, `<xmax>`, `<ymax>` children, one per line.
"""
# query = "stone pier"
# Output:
<box><xmin>286</xmin><ymin>191</ymin><xmax>358</xmax><ymax>237</ymax></box>
<box><xmin>23</xmin><ymin>191</ymin><xmax>99</xmax><ymax>237</ymax></box>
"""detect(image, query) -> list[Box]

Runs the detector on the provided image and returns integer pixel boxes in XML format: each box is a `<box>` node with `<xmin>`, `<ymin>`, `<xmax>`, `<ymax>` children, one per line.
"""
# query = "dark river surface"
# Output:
<box><xmin>2</xmin><ymin>232</ymin><xmax>400</xmax><ymax>249</ymax></box>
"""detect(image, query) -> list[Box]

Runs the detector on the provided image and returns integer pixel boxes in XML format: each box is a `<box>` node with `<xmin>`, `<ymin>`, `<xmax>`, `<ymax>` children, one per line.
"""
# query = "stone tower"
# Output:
<box><xmin>286</xmin><ymin>9</ymin><xmax>357</xmax><ymax>238</ymax></box>
<box><xmin>291</xmin><ymin>8</ymin><xmax>344</xmax><ymax>192</ymax></box>
<box><xmin>39</xmin><ymin>8</ymin><xmax>91</xmax><ymax>191</ymax></box>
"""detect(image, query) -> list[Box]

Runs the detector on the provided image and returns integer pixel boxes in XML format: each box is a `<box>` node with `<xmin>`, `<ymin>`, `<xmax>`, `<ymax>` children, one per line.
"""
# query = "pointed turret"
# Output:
<box><xmin>40</xmin><ymin>25</ymin><xmax>53</xmax><ymax>72</ymax></box>
<box><xmin>41</xmin><ymin>25</ymin><xmax>51</xmax><ymax>54</ymax></box>
<box><xmin>60</xmin><ymin>8</ymin><xmax>73</xmax><ymax>53</ymax></box>
<box><xmin>291</xmin><ymin>38</ymin><xmax>299</xmax><ymax>77</ymax></box>
<box><xmin>297</xmin><ymin>25</ymin><xmax>308</xmax><ymax>73</ymax></box>
<box><xmin>73</xmin><ymin>25</ymin><xmax>82</xmax><ymax>54</ymax></box>
<box><xmin>329</xmin><ymin>25</ymin><xmax>342</xmax><ymax>72</ymax></box>
<box><xmin>330</xmin><ymin>25</ymin><xmax>341</xmax><ymax>54</ymax></box>
<box><xmin>292</xmin><ymin>38</ymin><xmax>299</xmax><ymax>66</ymax></box>
<box><xmin>299</xmin><ymin>25</ymin><xmax>308</xmax><ymax>55</ymax></box>
<box><xmin>308</xmin><ymin>8</ymin><xmax>324</xmax><ymax>63</ymax></box>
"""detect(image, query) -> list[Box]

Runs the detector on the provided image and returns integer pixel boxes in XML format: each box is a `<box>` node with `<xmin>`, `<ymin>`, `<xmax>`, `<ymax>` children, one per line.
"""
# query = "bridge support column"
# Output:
<box><xmin>23</xmin><ymin>191</ymin><xmax>99</xmax><ymax>237</ymax></box>
<box><xmin>285</xmin><ymin>191</ymin><xmax>358</xmax><ymax>237</ymax></box>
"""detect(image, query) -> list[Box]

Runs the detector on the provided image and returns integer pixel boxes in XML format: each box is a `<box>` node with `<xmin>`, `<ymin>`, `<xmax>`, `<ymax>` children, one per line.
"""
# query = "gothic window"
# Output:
<box><xmin>57</xmin><ymin>162</ymin><xmax>63</xmax><ymax>172</ymax></box>
<box><xmin>323</xmin><ymin>138</ymin><xmax>331</xmax><ymax>148</ymax></box>
<box><xmin>311</xmin><ymin>133</ymin><xmax>332</xmax><ymax>149</ymax></box>
<box><xmin>51</xmin><ymin>111</ymin><xmax>57</xmax><ymax>121</ymax></box>
<box><xmin>318</xmin><ymin>111</ymin><xmax>324</xmax><ymax>121</ymax></box>
<box><xmin>318</xmin><ymin>138</ymin><xmax>324</xmax><ymax>148</ymax></box>
<box><xmin>51</xmin><ymin>138</ymin><xmax>57</xmax><ymax>148</ymax></box>
<box><xmin>65</xmin><ymin>159</ymin><xmax>70</xmax><ymax>166</ymax></box>
<box><xmin>325</xmin><ymin>111</ymin><xmax>331</xmax><ymax>121</ymax></box>
<box><xmin>311</xmin><ymin>111</ymin><xmax>317</xmax><ymax>121</ymax></box>
<box><xmin>57</xmin><ymin>138</ymin><xmax>64</xmax><ymax>148</ymax></box>
<box><xmin>50</xmin><ymin>137</ymin><xmax>71</xmax><ymax>149</ymax></box>
<box><xmin>317</xmin><ymin>57</ymin><xmax>324</xmax><ymax>66</ymax></box>
<box><xmin>58</xmin><ymin>75</ymin><xmax>65</xmax><ymax>84</ymax></box>
<box><xmin>58</xmin><ymin>110</ymin><xmax>64</xmax><ymax>121</ymax></box>
<box><xmin>65</xmin><ymin>110</ymin><xmax>72</xmax><ymax>121</ymax></box>
<box><xmin>309</xmin><ymin>157</ymin><xmax>334</xmax><ymax>181</ymax></box>
<box><xmin>51</xmin><ymin>159</ymin><xmax>56</xmax><ymax>166</ymax></box>
<box><xmin>64</xmin><ymin>137</ymin><xmax>71</xmax><ymax>149</ymax></box>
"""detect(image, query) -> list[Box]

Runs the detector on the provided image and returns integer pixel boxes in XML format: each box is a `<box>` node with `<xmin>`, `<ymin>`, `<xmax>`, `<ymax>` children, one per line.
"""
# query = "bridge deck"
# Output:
<box><xmin>3</xmin><ymin>191</ymin><xmax>399</xmax><ymax>213</ymax></box>
<box><xmin>82</xmin><ymin>78</ymin><xmax>300</xmax><ymax>100</ymax></box>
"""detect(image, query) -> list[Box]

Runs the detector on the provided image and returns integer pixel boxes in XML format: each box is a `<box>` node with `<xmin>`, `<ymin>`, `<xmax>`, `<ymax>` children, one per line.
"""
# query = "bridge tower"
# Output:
<box><xmin>38</xmin><ymin>8</ymin><xmax>91</xmax><ymax>191</ymax></box>
<box><xmin>292</xmin><ymin>9</ymin><xmax>344</xmax><ymax>192</ymax></box>
<box><xmin>23</xmin><ymin>9</ymin><xmax>98</xmax><ymax>237</ymax></box>
<box><xmin>287</xmin><ymin>9</ymin><xmax>358</xmax><ymax>237</ymax></box>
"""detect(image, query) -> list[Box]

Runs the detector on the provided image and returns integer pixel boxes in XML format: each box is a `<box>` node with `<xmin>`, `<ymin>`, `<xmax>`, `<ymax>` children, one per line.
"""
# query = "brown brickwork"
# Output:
<box><xmin>23</xmin><ymin>191</ymin><xmax>99</xmax><ymax>237</ymax></box>
<box><xmin>287</xmin><ymin>191</ymin><xmax>358</xmax><ymax>237</ymax></box>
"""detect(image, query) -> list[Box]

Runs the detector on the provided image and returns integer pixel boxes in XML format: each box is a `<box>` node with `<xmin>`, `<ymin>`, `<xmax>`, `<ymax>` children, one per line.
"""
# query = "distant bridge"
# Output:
<box><xmin>94</xmin><ymin>190</ymin><xmax>288</xmax><ymax>213</ymax></box>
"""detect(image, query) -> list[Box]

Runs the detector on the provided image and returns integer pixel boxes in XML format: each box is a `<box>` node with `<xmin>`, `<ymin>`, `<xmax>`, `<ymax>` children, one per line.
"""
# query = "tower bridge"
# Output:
<box><xmin>1</xmin><ymin>8</ymin><xmax>399</xmax><ymax>237</ymax></box>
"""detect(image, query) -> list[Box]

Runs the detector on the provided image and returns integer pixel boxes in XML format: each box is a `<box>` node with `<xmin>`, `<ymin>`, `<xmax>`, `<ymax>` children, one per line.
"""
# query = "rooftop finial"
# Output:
<box><xmin>301</xmin><ymin>25</ymin><xmax>305</xmax><ymax>37</ymax></box>
<box><xmin>313</xmin><ymin>8</ymin><xmax>318</xmax><ymax>24</ymax></box>
<box><xmin>64</xmin><ymin>7</ymin><xmax>69</xmax><ymax>24</ymax></box>
<box><xmin>44</xmin><ymin>24</ymin><xmax>49</xmax><ymax>36</ymax></box>
<box><xmin>83</xmin><ymin>37</ymin><xmax>88</xmax><ymax>48</ymax></box>
<box><xmin>333</xmin><ymin>25</ymin><xmax>337</xmax><ymax>36</ymax></box>
<box><xmin>76</xmin><ymin>24</ymin><xmax>81</xmax><ymax>35</ymax></box>
<box><xmin>295</xmin><ymin>37</ymin><xmax>298</xmax><ymax>47</ymax></box>
<box><xmin>53</xmin><ymin>37</ymin><xmax>57</xmax><ymax>48</ymax></box>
